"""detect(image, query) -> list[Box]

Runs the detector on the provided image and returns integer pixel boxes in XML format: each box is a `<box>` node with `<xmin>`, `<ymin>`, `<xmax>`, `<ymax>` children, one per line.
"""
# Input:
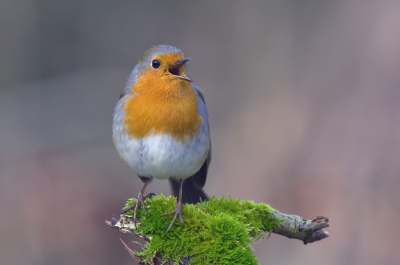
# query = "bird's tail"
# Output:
<box><xmin>169</xmin><ymin>177</ymin><xmax>209</xmax><ymax>204</ymax></box>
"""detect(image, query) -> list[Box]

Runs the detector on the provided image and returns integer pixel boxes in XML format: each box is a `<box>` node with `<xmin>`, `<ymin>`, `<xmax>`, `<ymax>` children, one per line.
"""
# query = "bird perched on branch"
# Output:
<box><xmin>113</xmin><ymin>45</ymin><xmax>211</xmax><ymax>233</ymax></box>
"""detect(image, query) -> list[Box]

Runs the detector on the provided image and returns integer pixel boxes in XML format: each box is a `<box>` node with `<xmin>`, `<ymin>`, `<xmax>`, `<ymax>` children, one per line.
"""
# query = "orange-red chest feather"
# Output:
<box><xmin>122</xmin><ymin>69</ymin><xmax>202</xmax><ymax>142</ymax></box>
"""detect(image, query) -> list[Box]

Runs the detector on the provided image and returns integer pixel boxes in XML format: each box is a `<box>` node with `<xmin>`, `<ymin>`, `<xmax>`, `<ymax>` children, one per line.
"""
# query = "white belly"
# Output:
<box><xmin>113</xmin><ymin>132</ymin><xmax>209</xmax><ymax>179</ymax></box>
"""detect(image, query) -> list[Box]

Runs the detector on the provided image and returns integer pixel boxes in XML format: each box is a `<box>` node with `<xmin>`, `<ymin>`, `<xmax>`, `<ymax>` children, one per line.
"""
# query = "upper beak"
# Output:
<box><xmin>168</xmin><ymin>57</ymin><xmax>193</xmax><ymax>82</ymax></box>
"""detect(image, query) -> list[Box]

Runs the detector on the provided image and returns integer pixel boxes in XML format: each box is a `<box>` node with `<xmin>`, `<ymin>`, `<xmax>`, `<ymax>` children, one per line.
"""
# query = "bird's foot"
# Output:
<box><xmin>162</xmin><ymin>202</ymin><xmax>184</xmax><ymax>235</ymax></box>
<box><xmin>121</xmin><ymin>192</ymin><xmax>154</xmax><ymax>228</ymax></box>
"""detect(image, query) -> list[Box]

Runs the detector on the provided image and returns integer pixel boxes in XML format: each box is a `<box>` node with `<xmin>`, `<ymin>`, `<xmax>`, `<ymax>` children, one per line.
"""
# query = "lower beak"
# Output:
<box><xmin>168</xmin><ymin>58</ymin><xmax>193</xmax><ymax>82</ymax></box>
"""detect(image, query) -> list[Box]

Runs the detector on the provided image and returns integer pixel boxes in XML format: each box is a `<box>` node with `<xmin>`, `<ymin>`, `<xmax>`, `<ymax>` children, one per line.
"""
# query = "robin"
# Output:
<box><xmin>113</xmin><ymin>45</ymin><xmax>211</xmax><ymax>233</ymax></box>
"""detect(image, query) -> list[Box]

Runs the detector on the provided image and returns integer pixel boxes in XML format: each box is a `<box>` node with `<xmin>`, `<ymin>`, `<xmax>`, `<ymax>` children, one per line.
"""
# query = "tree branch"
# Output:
<box><xmin>106</xmin><ymin>211</ymin><xmax>329</xmax><ymax>264</ymax></box>
<box><xmin>272</xmin><ymin>213</ymin><xmax>329</xmax><ymax>244</ymax></box>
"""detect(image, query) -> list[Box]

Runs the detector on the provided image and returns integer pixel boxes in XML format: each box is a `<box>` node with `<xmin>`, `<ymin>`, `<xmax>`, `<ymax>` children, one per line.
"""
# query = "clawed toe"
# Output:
<box><xmin>121</xmin><ymin>191</ymin><xmax>147</xmax><ymax>228</ymax></box>
<box><xmin>163</xmin><ymin>202</ymin><xmax>184</xmax><ymax>234</ymax></box>
<box><xmin>120</xmin><ymin>178</ymin><xmax>153</xmax><ymax>228</ymax></box>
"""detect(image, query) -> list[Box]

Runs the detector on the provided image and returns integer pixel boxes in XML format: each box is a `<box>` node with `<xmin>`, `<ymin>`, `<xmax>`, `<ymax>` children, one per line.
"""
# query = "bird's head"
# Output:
<box><xmin>137</xmin><ymin>45</ymin><xmax>192</xmax><ymax>86</ymax></box>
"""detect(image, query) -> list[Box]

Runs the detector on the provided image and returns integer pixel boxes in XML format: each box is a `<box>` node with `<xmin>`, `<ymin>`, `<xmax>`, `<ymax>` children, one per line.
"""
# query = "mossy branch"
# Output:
<box><xmin>106</xmin><ymin>195</ymin><xmax>329</xmax><ymax>264</ymax></box>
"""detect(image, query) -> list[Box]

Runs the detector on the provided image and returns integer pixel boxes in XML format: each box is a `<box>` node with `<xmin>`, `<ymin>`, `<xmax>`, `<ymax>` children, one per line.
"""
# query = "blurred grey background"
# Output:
<box><xmin>1</xmin><ymin>1</ymin><xmax>400</xmax><ymax>264</ymax></box>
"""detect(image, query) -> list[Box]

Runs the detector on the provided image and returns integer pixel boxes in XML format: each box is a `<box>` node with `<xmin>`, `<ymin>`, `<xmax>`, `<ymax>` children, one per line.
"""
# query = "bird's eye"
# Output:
<box><xmin>152</xmin><ymin>60</ymin><xmax>161</xmax><ymax>69</ymax></box>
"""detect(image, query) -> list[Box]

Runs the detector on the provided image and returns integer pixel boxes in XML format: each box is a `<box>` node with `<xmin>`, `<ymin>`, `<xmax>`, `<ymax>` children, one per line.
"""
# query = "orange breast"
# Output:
<box><xmin>122</xmin><ymin>69</ymin><xmax>202</xmax><ymax>143</ymax></box>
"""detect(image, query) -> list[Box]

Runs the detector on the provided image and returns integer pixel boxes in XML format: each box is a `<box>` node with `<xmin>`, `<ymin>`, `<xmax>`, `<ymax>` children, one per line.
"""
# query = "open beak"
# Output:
<box><xmin>168</xmin><ymin>57</ymin><xmax>193</xmax><ymax>82</ymax></box>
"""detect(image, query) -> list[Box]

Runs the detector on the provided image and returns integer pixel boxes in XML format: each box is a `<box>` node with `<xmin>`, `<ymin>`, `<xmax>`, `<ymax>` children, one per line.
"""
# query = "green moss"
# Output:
<box><xmin>123</xmin><ymin>195</ymin><xmax>283</xmax><ymax>265</ymax></box>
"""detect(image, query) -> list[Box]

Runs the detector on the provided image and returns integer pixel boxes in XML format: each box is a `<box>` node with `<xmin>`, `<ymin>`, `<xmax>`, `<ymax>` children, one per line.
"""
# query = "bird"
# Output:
<box><xmin>113</xmin><ymin>45</ymin><xmax>211</xmax><ymax>234</ymax></box>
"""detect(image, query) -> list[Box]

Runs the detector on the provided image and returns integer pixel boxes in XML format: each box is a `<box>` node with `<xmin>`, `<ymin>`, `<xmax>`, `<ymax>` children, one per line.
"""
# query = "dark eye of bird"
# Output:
<box><xmin>152</xmin><ymin>60</ymin><xmax>161</xmax><ymax>69</ymax></box>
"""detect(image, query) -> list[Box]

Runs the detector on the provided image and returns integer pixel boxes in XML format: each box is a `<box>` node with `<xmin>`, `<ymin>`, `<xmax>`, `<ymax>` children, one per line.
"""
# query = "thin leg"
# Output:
<box><xmin>121</xmin><ymin>177</ymin><xmax>153</xmax><ymax>228</ymax></box>
<box><xmin>162</xmin><ymin>179</ymin><xmax>184</xmax><ymax>234</ymax></box>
